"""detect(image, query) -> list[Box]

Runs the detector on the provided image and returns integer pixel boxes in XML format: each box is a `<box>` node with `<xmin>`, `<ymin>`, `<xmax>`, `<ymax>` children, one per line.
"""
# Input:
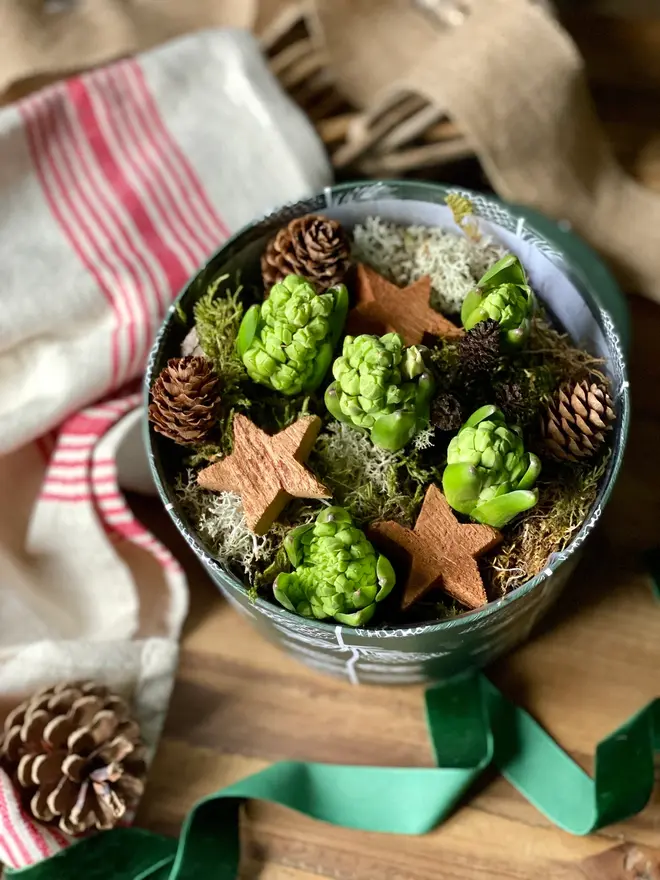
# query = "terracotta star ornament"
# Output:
<box><xmin>197</xmin><ymin>414</ymin><xmax>331</xmax><ymax>535</ymax></box>
<box><xmin>368</xmin><ymin>484</ymin><xmax>502</xmax><ymax>610</ymax></box>
<box><xmin>346</xmin><ymin>263</ymin><xmax>464</xmax><ymax>345</ymax></box>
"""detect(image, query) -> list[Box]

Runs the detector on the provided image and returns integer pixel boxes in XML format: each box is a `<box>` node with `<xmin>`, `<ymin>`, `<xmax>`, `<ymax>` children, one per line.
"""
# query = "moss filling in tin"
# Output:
<box><xmin>149</xmin><ymin>203</ymin><xmax>617</xmax><ymax>628</ymax></box>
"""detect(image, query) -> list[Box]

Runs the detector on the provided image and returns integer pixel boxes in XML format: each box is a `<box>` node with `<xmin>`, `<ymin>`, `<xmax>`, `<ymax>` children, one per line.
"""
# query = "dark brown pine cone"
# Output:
<box><xmin>0</xmin><ymin>682</ymin><xmax>146</xmax><ymax>836</ymax></box>
<box><xmin>261</xmin><ymin>214</ymin><xmax>351</xmax><ymax>291</ymax></box>
<box><xmin>149</xmin><ymin>356</ymin><xmax>220</xmax><ymax>445</ymax></box>
<box><xmin>431</xmin><ymin>392</ymin><xmax>464</xmax><ymax>432</ymax></box>
<box><xmin>458</xmin><ymin>319</ymin><xmax>501</xmax><ymax>380</ymax></box>
<box><xmin>541</xmin><ymin>379</ymin><xmax>615</xmax><ymax>462</ymax></box>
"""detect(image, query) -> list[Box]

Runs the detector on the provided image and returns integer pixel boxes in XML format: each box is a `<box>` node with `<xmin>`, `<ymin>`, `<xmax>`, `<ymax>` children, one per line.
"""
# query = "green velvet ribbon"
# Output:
<box><xmin>10</xmin><ymin>671</ymin><xmax>660</xmax><ymax>880</ymax></box>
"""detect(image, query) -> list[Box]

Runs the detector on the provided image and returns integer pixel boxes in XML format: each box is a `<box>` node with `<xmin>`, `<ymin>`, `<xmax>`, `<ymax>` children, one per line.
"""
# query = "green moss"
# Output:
<box><xmin>185</xmin><ymin>442</ymin><xmax>225</xmax><ymax>468</ymax></box>
<box><xmin>174</xmin><ymin>300</ymin><xmax>187</xmax><ymax>324</ymax></box>
<box><xmin>194</xmin><ymin>276</ymin><xmax>247</xmax><ymax>398</ymax></box>
<box><xmin>428</xmin><ymin>339</ymin><xmax>460</xmax><ymax>382</ymax></box>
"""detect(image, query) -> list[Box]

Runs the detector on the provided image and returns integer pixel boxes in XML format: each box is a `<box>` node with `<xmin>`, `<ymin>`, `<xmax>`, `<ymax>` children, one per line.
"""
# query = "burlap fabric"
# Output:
<box><xmin>1</xmin><ymin>0</ymin><xmax>659</xmax><ymax>298</ymax></box>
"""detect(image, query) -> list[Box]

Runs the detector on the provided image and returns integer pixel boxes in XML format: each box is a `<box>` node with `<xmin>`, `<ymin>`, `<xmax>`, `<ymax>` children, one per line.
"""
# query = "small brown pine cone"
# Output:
<box><xmin>541</xmin><ymin>379</ymin><xmax>616</xmax><ymax>462</ymax></box>
<box><xmin>261</xmin><ymin>214</ymin><xmax>351</xmax><ymax>291</ymax></box>
<box><xmin>458</xmin><ymin>319</ymin><xmax>501</xmax><ymax>380</ymax></box>
<box><xmin>149</xmin><ymin>356</ymin><xmax>220</xmax><ymax>445</ymax></box>
<box><xmin>0</xmin><ymin>682</ymin><xmax>147</xmax><ymax>836</ymax></box>
<box><xmin>431</xmin><ymin>392</ymin><xmax>464</xmax><ymax>432</ymax></box>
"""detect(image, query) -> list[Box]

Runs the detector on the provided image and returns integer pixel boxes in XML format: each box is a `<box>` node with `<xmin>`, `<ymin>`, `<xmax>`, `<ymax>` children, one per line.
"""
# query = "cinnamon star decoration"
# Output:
<box><xmin>197</xmin><ymin>414</ymin><xmax>331</xmax><ymax>535</ymax></box>
<box><xmin>368</xmin><ymin>484</ymin><xmax>502</xmax><ymax>610</ymax></box>
<box><xmin>346</xmin><ymin>263</ymin><xmax>463</xmax><ymax>345</ymax></box>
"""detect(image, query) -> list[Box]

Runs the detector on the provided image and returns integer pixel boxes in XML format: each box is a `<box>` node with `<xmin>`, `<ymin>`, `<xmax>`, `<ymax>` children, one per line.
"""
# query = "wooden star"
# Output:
<box><xmin>197</xmin><ymin>414</ymin><xmax>331</xmax><ymax>536</ymax></box>
<box><xmin>368</xmin><ymin>484</ymin><xmax>501</xmax><ymax>610</ymax></box>
<box><xmin>346</xmin><ymin>263</ymin><xmax>464</xmax><ymax>345</ymax></box>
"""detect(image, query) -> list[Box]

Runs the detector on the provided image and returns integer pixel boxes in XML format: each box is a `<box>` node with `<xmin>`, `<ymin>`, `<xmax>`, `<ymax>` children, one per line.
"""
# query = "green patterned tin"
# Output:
<box><xmin>145</xmin><ymin>181</ymin><xmax>629</xmax><ymax>685</ymax></box>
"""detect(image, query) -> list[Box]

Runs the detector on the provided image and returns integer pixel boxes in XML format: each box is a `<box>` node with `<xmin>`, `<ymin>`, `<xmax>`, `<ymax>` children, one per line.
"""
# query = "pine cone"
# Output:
<box><xmin>431</xmin><ymin>392</ymin><xmax>464</xmax><ymax>432</ymax></box>
<box><xmin>458</xmin><ymin>319</ymin><xmax>501</xmax><ymax>380</ymax></box>
<box><xmin>541</xmin><ymin>379</ymin><xmax>615</xmax><ymax>462</ymax></box>
<box><xmin>0</xmin><ymin>682</ymin><xmax>146</xmax><ymax>836</ymax></box>
<box><xmin>149</xmin><ymin>356</ymin><xmax>220</xmax><ymax>445</ymax></box>
<box><xmin>261</xmin><ymin>214</ymin><xmax>351</xmax><ymax>291</ymax></box>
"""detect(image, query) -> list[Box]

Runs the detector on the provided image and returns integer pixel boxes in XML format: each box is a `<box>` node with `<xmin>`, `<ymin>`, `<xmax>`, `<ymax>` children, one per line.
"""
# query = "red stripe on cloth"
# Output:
<box><xmin>16</xmin><ymin>806</ymin><xmax>51</xmax><ymax>861</ymax></box>
<box><xmin>39</xmin><ymin>492</ymin><xmax>92</xmax><ymax>502</ymax></box>
<box><xmin>0</xmin><ymin>830</ymin><xmax>20</xmax><ymax>870</ymax></box>
<box><xmin>124</xmin><ymin>60</ymin><xmax>231</xmax><ymax>246</ymax></box>
<box><xmin>64</xmin><ymin>79</ymin><xmax>165</xmax><ymax>376</ymax></box>
<box><xmin>54</xmin><ymin>84</ymin><xmax>146</xmax><ymax>380</ymax></box>
<box><xmin>56</xmin><ymin>414</ymin><xmax>117</xmax><ymax>436</ymax></box>
<box><xmin>48</xmin><ymin>828</ymin><xmax>71</xmax><ymax>849</ymax></box>
<box><xmin>55</xmin><ymin>392</ymin><xmax>139</xmax><ymax>440</ymax></box>
<box><xmin>66</xmin><ymin>77</ymin><xmax>183</xmax><ymax>309</ymax></box>
<box><xmin>22</xmin><ymin>58</ymin><xmax>231</xmax><ymax>390</ymax></box>
<box><xmin>95</xmin><ymin>66</ymin><xmax>206</xmax><ymax>272</ymax></box>
<box><xmin>0</xmin><ymin>761</ymin><xmax>67</xmax><ymax>869</ymax></box>
<box><xmin>39</xmin><ymin>490</ymin><xmax>125</xmax><ymax>503</ymax></box>
<box><xmin>89</xmin><ymin>440</ymin><xmax>184</xmax><ymax>577</ymax></box>
<box><xmin>65</xmin><ymin>93</ymin><xmax>167</xmax><ymax>379</ymax></box>
<box><xmin>0</xmin><ymin>773</ymin><xmax>33</xmax><ymax>867</ymax></box>
<box><xmin>19</xmin><ymin>97</ymin><xmax>121</xmax><ymax>389</ymax></box>
<box><xmin>37</xmin><ymin>89</ymin><xmax>139</xmax><ymax>386</ymax></box>
<box><xmin>85</xmin><ymin>391</ymin><xmax>141</xmax><ymax>419</ymax></box>
<box><xmin>48</xmin><ymin>457</ymin><xmax>113</xmax><ymax>469</ymax></box>
<box><xmin>41</xmin><ymin>473</ymin><xmax>104</xmax><ymax>485</ymax></box>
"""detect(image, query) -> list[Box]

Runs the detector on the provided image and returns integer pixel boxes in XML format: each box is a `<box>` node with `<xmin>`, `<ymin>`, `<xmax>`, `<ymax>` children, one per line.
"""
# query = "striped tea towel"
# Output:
<box><xmin>0</xmin><ymin>27</ymin><xmax>331</xmax><ymax>870</ymax></box>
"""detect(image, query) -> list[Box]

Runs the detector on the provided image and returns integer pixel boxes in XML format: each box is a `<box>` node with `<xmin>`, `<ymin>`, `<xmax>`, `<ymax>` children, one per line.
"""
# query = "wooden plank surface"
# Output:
<box><xmin>134</xmin><ymin>292</ymin><xmax>660</xmax><ymax>878</ymax></box>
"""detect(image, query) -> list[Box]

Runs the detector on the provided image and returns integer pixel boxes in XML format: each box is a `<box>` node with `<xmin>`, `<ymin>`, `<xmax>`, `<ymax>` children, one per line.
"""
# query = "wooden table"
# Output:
<box><xmin>132</xmin><ymin>9</ymin><xmax>660</xmax><ymax>876</ymax></box>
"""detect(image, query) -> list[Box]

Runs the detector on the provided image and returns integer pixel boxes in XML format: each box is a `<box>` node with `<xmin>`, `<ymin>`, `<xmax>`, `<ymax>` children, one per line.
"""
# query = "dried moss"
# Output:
<box><xmin>352</xmin><ymin>216</ymin><xmax>504</xmax><ymax>315</ymax></box>
<box><xmin>310</xmin><ymin>422</ymin><xmax>435</xmax><ymax>528</ymax></box>
<box><xmin>171</xmin><ymin>233</ymin><xmax>615</xmax><ymax>620</ymax></box>
<box><xmin>506</xmin><ymin>315</ymin><xmax>608</xmax><ymax>391</ymax></box>
<box><xmin>176</xmin><ymin>419</ymin><xmax>441</xmax><ymax>591</ymax></box>
<box><xmin>489</xmin><ymin>453</ymin><xmax>610</xmax><ymax>596</ymax></box>
<box><xmin>175</xmin><ymin>471</ymin><xmax>318</xmax><ymax>587</ymax></box>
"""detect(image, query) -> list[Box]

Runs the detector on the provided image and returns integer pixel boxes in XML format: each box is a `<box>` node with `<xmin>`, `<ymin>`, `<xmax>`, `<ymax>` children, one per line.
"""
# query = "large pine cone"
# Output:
<box><xmin>261</xmin><ymin>214</ymin><xmax>351</xmax><ymax>291</ymax></box>
<box><xmin>541</xmin><ymin>379</ymin><xmax>615</xmax><ymax>462</ymax></box>
<box><xmin>0</xmin><ymin>682</ymin><xmax>147</xmax><ymax>835</ymax></box>
<box><xmin>149</xmin><ymin>356</ymin><xmax>220</xmax><ymax>445</ymax></box>
<box><xmin>458</xmin><ymin>319</ymin><xmax>501</xmax><ymax>380</ymax></box>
